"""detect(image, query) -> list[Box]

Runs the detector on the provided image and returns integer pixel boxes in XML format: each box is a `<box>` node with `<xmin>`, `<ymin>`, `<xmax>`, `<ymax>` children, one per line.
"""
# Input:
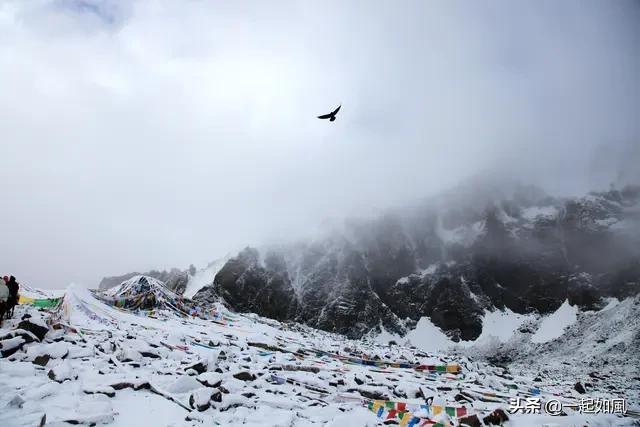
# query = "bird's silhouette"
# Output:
<box><xmin>317</xmin><ymin>105</ymin><xmax>341</xmax><ymax>122</ymax></box>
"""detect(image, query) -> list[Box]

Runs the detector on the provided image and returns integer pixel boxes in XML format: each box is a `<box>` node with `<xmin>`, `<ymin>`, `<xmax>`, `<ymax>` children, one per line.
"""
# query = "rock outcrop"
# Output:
<box><xmin>194</xmin><ymin>185</ymin><xmax>640</xmax><ymax>340</ymax></box>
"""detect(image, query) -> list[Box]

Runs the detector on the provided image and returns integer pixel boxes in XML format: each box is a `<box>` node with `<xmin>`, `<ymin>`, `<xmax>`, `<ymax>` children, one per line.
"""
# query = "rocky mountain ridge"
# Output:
<box><xmin>193</xmin><ymin>184</ymin><xmax>640</xmax><ymax>340</ymax></box>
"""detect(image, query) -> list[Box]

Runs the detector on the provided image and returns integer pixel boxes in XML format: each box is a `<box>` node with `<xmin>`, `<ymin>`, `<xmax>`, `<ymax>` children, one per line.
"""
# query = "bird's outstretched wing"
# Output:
<box><xmin>317</xmin><ymin>113</ymin><xmax>332</xmax><ymax>119</ymax></box>
<box><xmin>332</xmin><ymin>105</ymin><xmax>341</xmax><ymax>115</ymax></box>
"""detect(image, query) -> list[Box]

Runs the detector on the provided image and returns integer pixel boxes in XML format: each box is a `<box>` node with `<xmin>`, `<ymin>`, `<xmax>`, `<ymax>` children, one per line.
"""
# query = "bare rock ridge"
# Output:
<box><xmin>193</xmin><ymin>184</ymin><xmax>640</xmax><ymax>340</ymax></box>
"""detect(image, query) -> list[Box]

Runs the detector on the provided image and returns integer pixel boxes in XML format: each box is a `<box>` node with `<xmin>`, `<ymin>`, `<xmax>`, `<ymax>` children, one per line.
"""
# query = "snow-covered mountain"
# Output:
<box><xmin>193</xmin><ymin>184</ymin><xmax>640</xmax><ymax>342</ymax></box>
<box><xmin>99</xmin><ymin>266</ymin><xmax>195</xmax><ymax>295</ymax></box>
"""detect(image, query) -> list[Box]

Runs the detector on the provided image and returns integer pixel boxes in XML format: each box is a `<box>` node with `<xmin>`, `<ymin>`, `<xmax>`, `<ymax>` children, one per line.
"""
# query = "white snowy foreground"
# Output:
<box><xmin>0</xmin><ymin>284</ymin><xmax>637</xmax><ymax>426</ymax></box>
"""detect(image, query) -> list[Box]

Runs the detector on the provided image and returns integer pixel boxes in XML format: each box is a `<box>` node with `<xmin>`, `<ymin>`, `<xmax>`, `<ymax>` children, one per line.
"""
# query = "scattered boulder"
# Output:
<box><xmin>26</xmin><ymin>342</ymin><xmax>69</xmax><ymax>362</ymax></box>
<box><xmin>48</xmin><ymin>361</ymin><xmax>77</xmax><ymax>383</ymax></box>
<box><xmin>459</xmin><ymin>414</ymin><xmax>482</xmax><ymax>427</ymax></box>
<box><xmin>347</xmin><ymin>388</ymin><xmax>388</xmax><ymax>401</ymax></box>
<box><xmin>110</xmin><ymin>380</ymin><xmax>151</xmax><ymax>391</ymax></box>
<box><xmin>233</xmin><ymin>371</ymin><xmax>256</xmax><ymax>382</ymax></box>
<box><xmin>574</xmin><ymin>382</ymin><xmax>586</xmax><ymax>394</ymax></box>
<box><xmin>189</xmin><ymin>388</ymin><xmax>215</xmax><ymax>411</ymax></box>
<box><xmin>17</xmin><ymin>317</ymin><xmax>49</xmax><ymax>341</ymax></box>
<box><xmin>185</xmin><ymin>359</ymin><xmax>208</xmax><ymax>374</ymax></box>
<box><xmin>196</xmin><ymin>372</ymin><xmax>223</xmax><ymax>388</ymax></box>
<box><xmin>140</xmin><ymin>351</ymin><xmax>161</xmax><ymax>359</ymax></box>
<box><xmin>83</xmin><ymin>386</ymin><xmax>116</xmax><ymax>398</ymax></box>
<box><xmin>166</xmin><ymin>375</ymin><xmax>202</xmax><ymax>393</ymax></box>
<box><xmin>33</xmin><ymin>354</ymin><xmax>51</xmax><ymax>366</ymax></box>
<box><xmin>482</xmin><ymin>409</ymin><xmax>509</xmax><ymax>425</ymax></box>
<box><xmin>0</xmin><ymin>336</ymin><xmax>26</xmax><ymax>358</ymax></box>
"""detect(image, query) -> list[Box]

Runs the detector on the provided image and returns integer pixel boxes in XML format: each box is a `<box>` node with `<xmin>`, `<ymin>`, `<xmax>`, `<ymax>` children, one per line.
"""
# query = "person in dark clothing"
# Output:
<box><xmin>6</xmin><ymin>276</ymin><xmax>19</xmax><ymax>318</ymax></box>
<box><xmin>0</xmin><ymin>277</ymin><xmax>8</xmax><ymax>325</ymax></box>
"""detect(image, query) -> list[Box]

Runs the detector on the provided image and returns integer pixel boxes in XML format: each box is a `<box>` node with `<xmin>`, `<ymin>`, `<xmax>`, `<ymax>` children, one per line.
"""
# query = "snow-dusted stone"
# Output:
<box><xmin>47</xmin><ymin>361</ymin><xmax>77</xmax><ymax>383</ymax></box>
<box><xmin>232</xmin><ymin>371</ymin><xmax>256</xmax><ymax>382</ymax></box>
<box><xmin>83</xmin><ymin>385</ymin><xmax>116</xmax><ymax>398</ymax></box>
<box><xmin>0</xmin><ymin>336</ymin><xmax>26</xmax><ymax>358</ymax></box>
<box><xmin>140</xmin><ymin>351</ymin><xmax>161</xmax><ymax>359</ymax></box>
<box><xmin>62</xmin><ymin>401</ymin><xmax>114</xmax><ymax>425</ymax></box>
<box><xmin>0</xmin><ymin>329</ymin><xmax>39</xmax><ymax>344</ymax></box>
<box><xmin>196</xmin><ymin>372</ymin><xmax>223</xmax><ymax>388</ymax></box>
<box><xmin>185</xmin><ymin>359</ymin><xmax>208</xmax><ymax>374</ymax></box>
<box><xmin>7</xmin><ymin>395</ymin><xmax>25</xmax><ymax>408</ymax></box>
<box><xmin>25</xmin><ymin>342</ymin><xmax>69</xmax><ymax>362</ymax></box>
<box><xmin>216</xmin><ymin>393</ymin><xmax>252</xmax><ymax>411</ymax></box>
<box><xmin>166</xmin><ymin>375</ymin><xmax>202</xmax><ymax>393</ymax></box>
<box><xmin>67</xmin><ymin>345</ymin><xmax>94</xmax><ymax>359</ymax></box>
<box><xmin>23</xmin><ymin>382</ymin><xmax>60</xmax><ymax>400</ymax></box>
<box><xmin>116</xmin><ymin>347</ymin><xmax>142</xmax><ymax>362</ymax></box>
<box><xmin>482</xmin><ymin>409</ymin><xmax>509</xmax><ymax>425</ymax></box>
<box><xmin>346</xmin><ymin>385</ymin><xmax>389</xmax><ymax>400</ymax></box>
<box><xmin>17</xmin><ymin>317</ymin><xmax>49</xmax><ymax>341</ymax></box>
<box><xmin>110</xmin><ymin>378</ymin><xmax>151</xmax><ymax>390</ymax></box>
<box><xmin>189</xmin><ymin>387</ymin><xmax>215</xmax><ymax>411</ymax></box>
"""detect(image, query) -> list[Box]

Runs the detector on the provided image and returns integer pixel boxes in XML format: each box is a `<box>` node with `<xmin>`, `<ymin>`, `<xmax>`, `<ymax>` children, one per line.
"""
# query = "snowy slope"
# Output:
<box><xmin>184</xmin><ymin>256</ymin><xmax>231</xmax><ymax>299</ymax></box>
<box><xmin>530</xmin><ymin>300</ymin><xmax>578</xmax><ymax>344</ymax></box>
<box><xmin>0</xmin><ymin>285</ymin><xmax>638</xmax><ymax>426</ymax></box>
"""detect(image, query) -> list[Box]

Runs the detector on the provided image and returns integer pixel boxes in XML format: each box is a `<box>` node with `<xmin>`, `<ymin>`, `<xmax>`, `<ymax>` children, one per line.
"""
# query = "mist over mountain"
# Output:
<box><xmin>191</xmin><ymin>181</ymin><xmax>640</xmax><ymax>340</ymax></box>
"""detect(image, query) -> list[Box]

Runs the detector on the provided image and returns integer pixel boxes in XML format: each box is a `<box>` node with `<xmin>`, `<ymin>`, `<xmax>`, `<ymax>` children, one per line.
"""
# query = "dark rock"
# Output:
<box><xmin>482</xmin><ymin>409</ymin><xmax>509</xmax><ymax>425</ymax></box>
<box><xmin>211</xmin><ymin>391</ymin><xmax>222</xmax><ymax>402</ymax></box>
<box><xmin>233</xmin><ymin>371</ymin><xmax>256</xmax><ymax>382</ymax></box>
<box><xmin>110</xmin><ymin>381</ymin><xmax>151</xmax><ymax>391</ymax></box>
<box><xmin>184</xmin><ymin>360</ymin><xmax>208</xmax><ymax>374</ymax></box>
<box><xmin>17</xmin><ymin>319</ymin><xmax>49</xmax><ymax>341</ymax></box>
<box><xmin>140</xmin><ymin>352</ymin><xmax>160</xmax><ymax>359</ymax></box>
<box><xmin>454</xmin><ymin>393</ymin><xmax>473</xmax><ymax>403</ymax></box>
<box><xmin>33</xmin><ymin>355</ymin><xmax>51</xmax><ymax>366</ymax></box>
<box><xmin>574</xmin><ymin>382</ymin><xmax>586</xmax><ymax>394</ymax></box>
<box><xmin>83</xmin><ymin>388</ymin><xmax>116</xmax><ymax>398</ymax></box>
<box><xmin>347</xmin><ymin>388</ymin><xmax>388</xmax><ymax>400</ymax></box>
<box><xmin>459</xmin><ymin>414</ymin><xmax>482</xmax><ymax>427</ymax></box>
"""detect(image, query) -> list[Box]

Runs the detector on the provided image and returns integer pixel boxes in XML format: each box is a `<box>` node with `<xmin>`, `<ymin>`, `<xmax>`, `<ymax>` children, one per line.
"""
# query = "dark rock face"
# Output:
<box><xmin>191</xmin><ymin>185</ymin><xmax>640</xmax><ymax>340</ymax></box>
<box><xmin>197</xmin><ymin>248</ymin><xmax>298</xmax><ymax>322</ymax></box>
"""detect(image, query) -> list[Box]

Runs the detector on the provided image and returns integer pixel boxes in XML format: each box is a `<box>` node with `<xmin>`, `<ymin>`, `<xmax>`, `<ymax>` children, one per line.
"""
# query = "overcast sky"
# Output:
<box><xmin>1</xmin><ymin>0</ymin><xmax>638</xmax><ymax>289</ymax></box>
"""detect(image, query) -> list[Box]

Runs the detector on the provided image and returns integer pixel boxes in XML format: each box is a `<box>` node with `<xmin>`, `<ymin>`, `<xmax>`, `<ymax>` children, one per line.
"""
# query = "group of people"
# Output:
<box><xmin>0</xmin><ymin>275</ymin><xmax>20</xmax><ymax>326</ymax></box>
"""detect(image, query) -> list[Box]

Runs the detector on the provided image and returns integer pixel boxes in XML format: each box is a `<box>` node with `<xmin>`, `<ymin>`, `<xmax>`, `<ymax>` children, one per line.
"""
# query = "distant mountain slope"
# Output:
<box><xmin>194</xmin><ymin>184</ymin><xmax>640</xmax><ymax>339</ymax></box>
<box><xmin>98</xmin><ymin>266</ymin><xmax>195</xmax><ymax>294</ymax></box>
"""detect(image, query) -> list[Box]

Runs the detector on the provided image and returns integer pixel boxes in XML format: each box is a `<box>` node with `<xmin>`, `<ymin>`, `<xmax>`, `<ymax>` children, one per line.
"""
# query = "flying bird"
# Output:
<box><xmin>317</xmin><ymin>105</ymin><xmax>341</xmax><ymax>122</ymax></box>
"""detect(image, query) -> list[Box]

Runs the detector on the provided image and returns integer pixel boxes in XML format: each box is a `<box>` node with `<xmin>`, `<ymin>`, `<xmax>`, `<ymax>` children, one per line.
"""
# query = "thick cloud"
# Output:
<box><xmin>0</xmin><ymin>0</ymin><xmax>638</xmax><ymax>288</ymax></box>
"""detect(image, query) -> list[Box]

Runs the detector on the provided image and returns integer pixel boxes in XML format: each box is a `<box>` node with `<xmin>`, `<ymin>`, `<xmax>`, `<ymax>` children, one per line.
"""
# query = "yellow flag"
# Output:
<box><xmin>399</xmin><ymin>413</ymin><xmax>412</xmax><ymax>426</ymax></box>
<box><xmin>433</xmin><ymin>405</ymin><xmax>443</xmax><ymax>416</ymax></box>
<box><xmin>447</xmin><ymin>364</ymin><xmax>460</xmax><ymax>373</ymax></box>
<box><xmin>18</xmin><ymin>295</ymin><xmax>35</xmax><ymax>305</ymax></box>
